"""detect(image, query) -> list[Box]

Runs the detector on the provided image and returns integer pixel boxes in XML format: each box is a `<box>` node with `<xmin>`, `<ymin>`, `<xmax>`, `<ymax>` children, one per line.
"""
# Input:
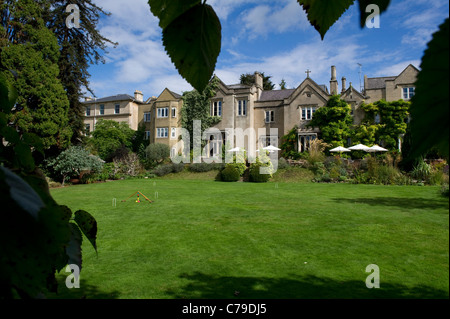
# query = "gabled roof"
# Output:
<box><xmin>285</xmin><ymin>77</ymin><xmax>330</xmax><ymax>104</ymax></box>
<box><xmin>341</xmin><ymin>85</ymin><xmax>366</xmax><ymax>100</ymax></box>
<box><xmin>366</xmin><ymin>77</ymin><xmax>396</xmax><ymax>90</ymax></box>
<box><xmin>259</xmin><ymin>89</ymin><xmax>295</xmax><ymax>101</ymax></box>
<box><xmin>166</xmin><ymin>89</ymin><xmax>182</xmax><ymax>99</ymax></box>
<box><xmin>366</xmin><ymin>64</ymin><xmax>420</xmax><ymax>90</ymax></box>
<box><xmin>83</xmin><ymin>94</ymin><xmax>139</xmax><ymax>104</ymax></box>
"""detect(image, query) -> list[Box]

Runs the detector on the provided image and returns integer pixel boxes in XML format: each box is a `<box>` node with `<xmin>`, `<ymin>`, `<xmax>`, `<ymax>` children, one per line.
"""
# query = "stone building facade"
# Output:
<box><xmin>83</xmin><ymin>64</ymin><xmax>419</xmax><ymax>158</ymax></box>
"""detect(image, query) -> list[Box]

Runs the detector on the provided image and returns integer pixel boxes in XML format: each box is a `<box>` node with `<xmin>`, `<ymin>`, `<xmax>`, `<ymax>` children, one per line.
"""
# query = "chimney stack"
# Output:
<box><xmin>134</xmin><ymin>90</ymin><xmax>144</xmax><ymax>102</ymax></box>
<box><xmin>330</xmin><ymin>66</ymin><xmax>339</xmax><ymax>94</ymax></box>
<box><xmin>342</xmin><ymin>77</ymin><xmax>347</xmax><ymax>93</ymax></box>
<box><xmin>85</xmin><ymin>96</ymin><xmax>93</xmax><ymax>102</ymax></box>
<box><xmin>254</xmin><ymin>71</ymin><xmax>264</xmax><ymax>99</ymax></box>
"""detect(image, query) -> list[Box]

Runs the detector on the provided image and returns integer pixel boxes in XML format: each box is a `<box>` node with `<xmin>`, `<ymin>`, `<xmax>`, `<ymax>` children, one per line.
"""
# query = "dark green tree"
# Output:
<box><xmin>240</xmin><ymin>72</ymin><xmax>275</xmax><ymax>90</ymax></box>
<box><xmin>90</xmin><ymin>119</ymin><xmax>135</xmax><ymax>161</ymax></box>
<box><xmin>308</xmin><ymin>95</ymin><xmax>353</xmax><ymax>148</ymax></box>
<box><xmin>0</xmin><ymin>0</ymin><xmax>72</xmax><ymax>154</ymax></box>
<box><xmin>45</xmin><ymin>0</ymin><xmax>118</xmax><ymax>145</ymax></box>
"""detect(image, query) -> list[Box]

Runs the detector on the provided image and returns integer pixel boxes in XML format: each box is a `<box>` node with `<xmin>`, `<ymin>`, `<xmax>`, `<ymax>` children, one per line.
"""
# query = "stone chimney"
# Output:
<box><xmin>254</xmin><ymin>71</ymin><xmax>263</xmax><ymax>99</ymax></box>
<box><xmin>85</xmin><ymin>96</ymin><xmax>93</xmax><ymax>102</ymax></box>
<box><xmin>134</xmin><ymin>90</ymin><xmax>144</xmax><ymax>102</ymax></box>
<box><xmin>342</xmin><ymin>77</ymin><xmax>347</xmax><ymax>93</ymax></box>
<box><xmin>330</xmin><ymin>66</ymin><xmax>339</xmax><ymax>95</ymax></box>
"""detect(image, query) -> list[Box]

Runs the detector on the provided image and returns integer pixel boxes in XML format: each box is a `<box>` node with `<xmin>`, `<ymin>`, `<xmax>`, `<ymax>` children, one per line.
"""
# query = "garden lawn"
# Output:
<box><xmin>49</xmin><ymin>179</ymin><xmax>449</xmax><ymax>299</ymax></box>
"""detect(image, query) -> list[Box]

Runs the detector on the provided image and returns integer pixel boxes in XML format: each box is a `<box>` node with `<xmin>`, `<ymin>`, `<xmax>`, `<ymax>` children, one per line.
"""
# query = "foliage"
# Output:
<box><xmin>278</xmin><ymin>157</ymin><xmax>290</xmax><ymax>170</ymax></box>
<box><xmin>281</xmin><ymin>126</ymin><xmax>301</xmax><ymax>160</ymax></box>
<box><xmin>308</xmin><ymin>95</ymin><xmax>353</xmax><ymax>148</ymax></box>
<box><xmin>132</xmin><ymin>123</ymin><xmax>150</xmax><ymax>160</ymax></box>
<box><xmin>46</xmin><ymin>146</ymin><xmax>104</xmax><ymax>186</ymax></box>
<box><xmin>180</xmin><ymin>77</ymin><xmax>222</xmax><ymax>150</ymax></box>
<box><xmin>305</xmin><ymin>139</ymin><xmax>329</xmax><ymax>166</ymax></box>
<box><xmin>90</xmin><ymin>119</ymin><xmax>135</xmax><ymax>161</ymax></box>
<box><xmin>240</xmin><ymin>72</ymin><xmax>276</xmax><ymax>90</ymax></box>
<box><xmin>113</xmin><ymin>153</ymin><xmax>144</xmax><ymax>178</ymax></box>
<box><xmin>409</xmin><ymin>18</ymin><xmax>449</xmax><ymax>160</ymax></box>
<box><xmin>1</xmin><ymin>0</ymin><xmax>72</xmax><ymax>154</ymax></box>
<box><xmin>220</xmin><ymin>164</ymin><xmax>240</xmax><ymax>182</ymax></box>
<box><xmin>152</xmin><ymin>163</ymin><xmax>185</xmax><ymax>177</ymax></box>
<box><xmin>189</xmin><ymin>163</ymin><xmax>223</xmax><ymax>173</ymax></box>
<box><xmin>45</xmin><ymin>0</ymin><xmax>118</xmax><ymax>145</ymax></box>
<box><xmin>411</xmin><ymin>159</ymin><xmax>432</xmax><ymax>181</ymax></box>
<box><xmin>360</xmin><ymin>100</ymin><xmax>410</xmax><ymax>150</ymax></box>
<box><xmin>148</xmin><ymin>0</ymin><xmax>393</xmax><ymax>92</ymax></box>
<box><xmin>149</xmin><ymin>0</ymin><xmax>221</xmax><ymax>92</ymax></box>
<box><xmin>0</xmin><ymin>72</ymin><xmax>97</xmax><ymax>299</ymax></box>
<box><xmin>145</xmin><ymin>143</ymin><xmax>171</xmax><ymax>165</ymax></box>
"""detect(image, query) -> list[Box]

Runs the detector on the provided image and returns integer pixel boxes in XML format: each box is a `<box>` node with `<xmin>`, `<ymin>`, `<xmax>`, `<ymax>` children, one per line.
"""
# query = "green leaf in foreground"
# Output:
<box><xmin>66</xmin><ymin>223</ymin><xmax>83</xmax><ymax>271</ymax></box>
<box><xmin>298</xmin><ymin>0</ymin><xmax>355</xmax><ymax>39</ymax></box>
<box><xmin>162</xmin><ymin>3</ymin><xmax>221</xmax><ymax>92</ymax></box>
<box><xmin>148</xmin><ymin>0</ymin><xmax>200</xmax><ymax>29</ymax></box>
<box><xmin>74</xmin><ymin>210</ymin><xmax>98</xmax><ymax>252</ymax></box>
<box><xmin>409</xmin><ymin>18</ymin><xmax>449</xmax><ymax>159</ymax></box>
<box><xmin>0</xmin><ymin>72</ymin><xmax>18</xmax><ymax>114</ymax></box>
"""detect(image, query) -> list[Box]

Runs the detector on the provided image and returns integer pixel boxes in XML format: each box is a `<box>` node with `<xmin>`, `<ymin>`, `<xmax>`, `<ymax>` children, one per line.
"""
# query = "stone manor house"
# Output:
<box><xmin>83</xmin><ymin>64</ymin><xmax>419</xmax><ymax>158</ymax></box>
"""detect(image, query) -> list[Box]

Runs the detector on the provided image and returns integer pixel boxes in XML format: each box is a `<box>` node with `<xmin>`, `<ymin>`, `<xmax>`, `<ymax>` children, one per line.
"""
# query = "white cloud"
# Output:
<box><xmin>240</xmin><ymin>0</ymin><xmax>309</xmax><ymax>40</ymax></box>
<box><xmin>373</xmin><ymin>60</ymin><xmax>421</xmax><ymax>77</ymax></box>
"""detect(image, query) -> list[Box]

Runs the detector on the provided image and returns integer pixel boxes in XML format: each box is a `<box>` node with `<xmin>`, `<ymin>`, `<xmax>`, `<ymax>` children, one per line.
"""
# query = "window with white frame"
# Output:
<box><xmin>299</xmin><ymin>134</ymin><xmax>317</xmax><ymax>152</ymax></box>
<box><xmin>85</xmin><ymin>124</ymin><xmax>91</xmax><ymax>135</ymax></box>
<box><xmin>144</xmin><ymin>112</ymin><xmax>151</xmax><ymax>122</ymax></box>
<box><xmin>211</xmin><ymin>101</ymin><xmax>222</xmax><ymax>117</ymax></box>
<box><xmin>145</xmin><ymin>131</ymin><xmax>151</xmax><ymax>140</ymax></box>
<box><xmin>171</xmin><ymin>127</ymin><xmax>177</xmax><ymax>139</ymax></box>
<box><xmin>301</xmin><ymin>106</ymin><xmax>317</xmax><ymax>120</ymax></box>
<box><xmin>157</xmin><ymin>127</ymin><xmax>169</xmax><ymax>138</ymax></box>
<box><xmin>237</xmin><ymin>99</ymin><xmax>247</xmax><ymax>116</ymax></box>
<box><xmin>114</xmin><ymin>104</ymin><xmax>120</xmax><ymax>114</ymax></box>
<box><xmin>86</xmin><ymin>106</ymin><xmax>91</xmax><ymax>116</ymax></box>
<box><xmin>265</xmin><ymin>110</ymin><xmax>274</xmax><ymax>123</ymax></box>
<box><xmin>403</xmin><ymin>87</ymin><xmax>415</xmax><ymax>100</ymax></box>
<box><xmin>157</xmin><ymin>107</ymin><xmax>169</xmax><ymax>118</ymax></box>
<box><xmin>100</xmin><ymin>104</ymin><xmax>105</xmax><ymax>115</ymax></box>
<box><xmin>172</xmin><ymin>107</ymin><xmax>177</xmax><ymax>118</ymax></box>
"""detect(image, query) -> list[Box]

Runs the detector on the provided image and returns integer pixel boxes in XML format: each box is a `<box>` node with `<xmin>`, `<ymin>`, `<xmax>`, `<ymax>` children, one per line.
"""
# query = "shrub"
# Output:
<box><xmin>221</xmin><ymin>165</ymin><xmax>240</xmax><ymax>182</ymax></box>
<box><xmin>373</xmin><ymin>165</ymin><xmax>401</xmax><ymax>185</ymax></box>
<box><xmin>172</xmin><ymin>163</ymin><xmax>185</xmax><ymax>173</ymax></box>
<box><xmin>277</xmin><ymin>157</ymin><xmax>290</xmax><ymax>170</ymax></box>
<box><xmin>411</xmin><ymin>159</ymin><xmax>432</xmax><ymax>181</ymax></box>
<box><xmin>46</xmin><ymin>146</ymin><xmax>104</xmax><ymax>186</ymax></box>
<box><xmin>189</xmin><ymin>163</ymin><xmax>215</xmax><ymax>172</ymax></box>
<box><xmin>152</xmin><ymin>163</ymin><xmax>185</xmax><ymax>177</ymax></box>
<box><xmin>249</xmin><ymin>163</ymin><xmax>271</xmax><ymax>183</ymax></box>
<box><xmin>145</xmin><ymin>143</ymin><xmax>170</xmax><ymax>164</ymax></box>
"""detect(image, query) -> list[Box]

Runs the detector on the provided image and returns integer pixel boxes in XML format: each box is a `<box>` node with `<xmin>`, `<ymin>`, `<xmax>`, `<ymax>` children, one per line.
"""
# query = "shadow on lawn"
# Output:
<box><xmin>47</xmin><ymin>279</ymin><xmax>121</xmax><ymax>299</ymax></box>
<box><xmin>168</xmin><ymin>272</ymin><xmax>448</xmax><ymax>299</ymax></box>
<box><xmin>332</xmin><ymin>197</ymin><xmax>449</xmax><ymax>211</ymax></box>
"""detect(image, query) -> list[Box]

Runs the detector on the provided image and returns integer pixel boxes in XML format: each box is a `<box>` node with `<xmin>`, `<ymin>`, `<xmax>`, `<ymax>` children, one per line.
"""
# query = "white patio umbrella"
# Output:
<box><xmin>330</xmin><ymin>146</ymin><xmax>351</xmax><ymax>153</ymax></box>
<box><xmin>366</xmin><ymin>145</ymin><xmax>388</xmax><ymax>153</ymax></box>
<box><xmin>348</xmin><ymin>144</ymin><xmax>371</xmax><ymax>151</ymax></box>
<box><xmin>263</xmin><ymin>145</ymin><xmax>281</xmax><ymax>152</ymax></box>
<box><xmin>228</xmin><ymin>147</ymin><xmax>245</xmax><ymax>153</ymax></box>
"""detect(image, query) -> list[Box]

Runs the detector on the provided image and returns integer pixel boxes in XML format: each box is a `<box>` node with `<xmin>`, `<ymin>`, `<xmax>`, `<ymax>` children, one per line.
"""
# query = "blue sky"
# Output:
<box><xmin>87</xmin><ymin>0</ymin><xmax>449</xmax><ymax>100</ymax></box>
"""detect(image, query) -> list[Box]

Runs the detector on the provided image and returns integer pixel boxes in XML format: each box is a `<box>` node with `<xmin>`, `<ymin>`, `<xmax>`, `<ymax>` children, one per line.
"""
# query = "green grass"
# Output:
<box><xmin>48</xmin><ymin>178</ymin><xmax>449</xmax><ymax>299</ymax></box>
